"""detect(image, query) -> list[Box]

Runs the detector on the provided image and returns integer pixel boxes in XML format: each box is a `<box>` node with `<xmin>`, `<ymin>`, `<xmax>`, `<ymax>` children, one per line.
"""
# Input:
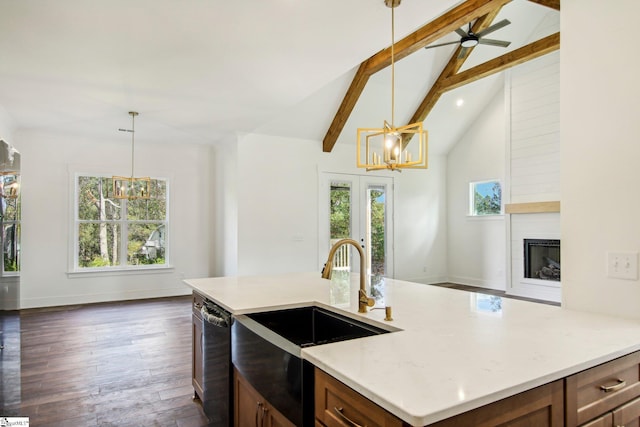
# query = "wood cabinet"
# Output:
<box><xmin>566</xmin><ymin>351</ymin><xmax>640</xmax><ymax>426</ymax></box>
<box><xmin>428</xmin><ymin>380</ymin><xmax>564</xmax><ymax>427</ymax></box>
<box><xmin>234</xmin><ymin>367</ymin><xmax>295</xmax><ymax>427</ymax></box>
<box><xmin>191</xmin><ymin>291</ymin><xmax>204</xmax><ymax>401</ymax></box>
<box><xmin>315</xmin><ymin>366</ymin><xmax>563</xmax><ymax>427</ymax></box>
<box><xmin>315</xmin><ymin>367</ymin><xmax>405</xmax><ymax>427</ymax></box>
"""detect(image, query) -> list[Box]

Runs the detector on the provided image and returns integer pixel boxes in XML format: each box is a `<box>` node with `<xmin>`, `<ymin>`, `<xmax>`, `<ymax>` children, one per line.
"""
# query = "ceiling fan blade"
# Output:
<box><xmin>476</xmin><ymin>19</ymin><xmax>511</xmax><ymax>38</ymax></box>
<box><xmin>457</xmin><ymin>46</ymin><xmax>469</xmax><ymax>59</ymax></box>
<box><xmin>424</xmin><ymin>40</ymin><xmax>461</xmax><ymax>50</ymax></box>
<box><xmin>478</xmin><ymin>38</ymin><xmax>511</xmax><ymax>48</ymax></box>
<box><xmin>455</xmin><ymin>28</ymin><xmax>468</xmax><ymax>38</ymax></box>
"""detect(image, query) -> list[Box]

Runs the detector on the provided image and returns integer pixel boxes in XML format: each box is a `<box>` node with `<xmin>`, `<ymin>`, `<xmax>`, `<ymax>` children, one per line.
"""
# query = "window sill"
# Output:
<box><xmin>67</xmin><ymin>265</ymin><xmax>174</xmax><ymax>278</ymax></box>
<box><xmin>466</xmin><ymin>214</ymin><xmax>505</xmax><ymax>221</ymax></box>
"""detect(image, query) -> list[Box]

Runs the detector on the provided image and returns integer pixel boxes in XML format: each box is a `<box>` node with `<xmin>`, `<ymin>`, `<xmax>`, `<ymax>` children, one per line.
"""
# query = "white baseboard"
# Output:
<box><xmin>19</xmin><ymin>287</ymin><xmax>192</xmax><ymax>310</ymax></box>
<box><xmin>401</xmin><ymin>275</ymin><xmax>449</xmax><ymax>285</ymax></box>
<box><xmin>447</xmin><ymin>276</ymin><xmax>506</xmax><ymax>291</ymax></box>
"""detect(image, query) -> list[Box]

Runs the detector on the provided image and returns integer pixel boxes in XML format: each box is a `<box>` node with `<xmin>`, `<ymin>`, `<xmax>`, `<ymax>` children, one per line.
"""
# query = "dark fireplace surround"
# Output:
<box><xmin>524</xmin><ymin>239</ymin><xmax>560</xmax><ymax>281</ymax></box>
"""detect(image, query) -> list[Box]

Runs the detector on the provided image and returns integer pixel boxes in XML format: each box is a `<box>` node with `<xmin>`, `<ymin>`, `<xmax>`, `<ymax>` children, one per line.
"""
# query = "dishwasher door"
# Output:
<box><xmin>201</xmin><ymin>300</ymin><xmax>232</xmax><ymax>426</ymax></box>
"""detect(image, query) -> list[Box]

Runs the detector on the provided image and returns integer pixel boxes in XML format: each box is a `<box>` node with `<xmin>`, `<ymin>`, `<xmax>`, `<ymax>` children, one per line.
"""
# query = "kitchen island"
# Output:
<box><xmin>184</xmin><ymin>272</ymin><xmax>640</xmax><ymax>426</ymax></box>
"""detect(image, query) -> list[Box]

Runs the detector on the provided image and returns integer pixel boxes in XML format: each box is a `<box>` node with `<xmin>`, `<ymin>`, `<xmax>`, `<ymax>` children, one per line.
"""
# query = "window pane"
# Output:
<box><xmin>3</xmin><ymin>223</ymin><xmax>20</xmax><ymax>272</ymax></box>
<box><xmin>78</xmin><ymin>176</ymin><xmax>122</xmax><ymax>221</ymax></box>
<box><xmin>78</xmin><ymin>222</ymin><xmax>121</xmax><ymax>267</ymax></box>
<box><xmin>1</xmin><ymin>195</ymin><xmax>20</xmax><ymax>221</ymax></box>
<box><xmin>471</xmin><ymin>181</ymin><xmax>502</xmax><ymax>215</ymax></box>
<box><xmin>330</xmin><ymin>182</ymin><xmax>351</xmax><ymax>239</ymax></box>
<box><xmin>127</xmin><ymin>179</ymin><xmax>167</xmax><ymax>221</ymax></box>
<box><xmin>369</xmin><ymin>187</ymin><xmax>386</xmax><ymax>276</ymax></box>
<box><xmin>128</xmin><ymin>223</ymin><xmax>166</xmax><ymax>265</ymax></box>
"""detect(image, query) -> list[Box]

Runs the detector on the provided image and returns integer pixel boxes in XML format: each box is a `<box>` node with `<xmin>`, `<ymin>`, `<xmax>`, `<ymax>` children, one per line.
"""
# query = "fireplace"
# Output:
<box><xmin>524</xmin><ymin>239</ymin><xmax>560</xmax><ymax>281</ymax></box>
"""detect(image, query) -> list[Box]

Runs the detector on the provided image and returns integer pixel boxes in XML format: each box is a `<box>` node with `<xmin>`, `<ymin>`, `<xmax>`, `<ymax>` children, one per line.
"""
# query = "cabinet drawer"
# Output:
<box><xmin>192</xmin><ymin>291</ymin><xmax>205</xmax><ymax>320</ymax></box>
<box><xmin>566</xmin><ymin>351</ymin><xmax>640</xmax><ymax>426</ymax></box>
<box><xmin>315</xmin><ymin>368</ymin><xmax>404</xmax><ymax>427</ymax></box>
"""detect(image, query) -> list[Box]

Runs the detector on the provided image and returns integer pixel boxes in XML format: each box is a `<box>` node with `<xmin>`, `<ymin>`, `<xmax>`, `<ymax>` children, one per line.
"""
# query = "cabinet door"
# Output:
<box><xmin>265</xmin><ymin>407</ymin><xmax>296</xmax><ymax>427</ymax></box>
<box><xmin>235</xmin><ymin>368</ymin><xmax>262</xmax><ymax>427</ymax></box>
<box><xmin>234</xmin><ymin>368</ymin><xmax>295</xmax><ymax>427</ymax></box>
<box><xmin>191</xmin><ymin>312</ymin><xmax>204</xmax><ymax>400</ymax></box>
<box><xmin>429</xmin><ymin>380</ymin><xmax>564</xmax><ymax>427</ymax></box>
<box><xmin>613</xmin><ymin>395</ymin><xmax>640</xmax><ymax>427</ymax></box>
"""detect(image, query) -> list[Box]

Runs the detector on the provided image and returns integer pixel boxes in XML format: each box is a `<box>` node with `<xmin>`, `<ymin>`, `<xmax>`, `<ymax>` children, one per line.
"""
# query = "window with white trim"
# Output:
<box><xmin>74</xmin><ymin>175</ymin><xmax>168</xmax><ymax>271</ymax></box>
<box><xmin>469</xmin><ymin>180</ymin><xmax>502</xmax><ymax>216</ymax></box>
<box><xmin>1</xmin><ymin>173</ymin><xmax>20</xmax><ymax>275</ymax></box>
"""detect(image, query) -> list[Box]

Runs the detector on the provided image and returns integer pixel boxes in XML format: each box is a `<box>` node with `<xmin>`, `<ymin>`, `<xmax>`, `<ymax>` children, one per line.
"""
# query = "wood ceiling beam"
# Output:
<box><xmin>439</xmin><ymin>32</ymin><xmax>560</xmax><ymax>93</ymax></box>
<box><xmin>407</xmin><ymin>8</ymin><xmax>505</xmax><ymax>127</ymax></box>
<box><xmin>322</xmin><ymin>0</ymin><xmax>513</xmax><ymax>153</ymax></box>
<box><xmin>322</xmin><ymin>62</ymin><xmax>370</xmax><ymax>152</ymax></box>
<box><xmin>527</xmin><ymin>0</ymin><xmax>560</xmax><ymax>11</ymax></box>
<box><xmin>365</xmin><ymin>0</ymin><xmax>513</xmax><ymax>74</ymax></box>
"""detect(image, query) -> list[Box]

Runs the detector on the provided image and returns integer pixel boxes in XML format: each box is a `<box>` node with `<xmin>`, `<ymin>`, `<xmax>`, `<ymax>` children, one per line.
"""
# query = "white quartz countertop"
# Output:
<box><xmin>184</xmin><ymin>272</ymin><xmax>640</xmax><ymax>426</ymax></box>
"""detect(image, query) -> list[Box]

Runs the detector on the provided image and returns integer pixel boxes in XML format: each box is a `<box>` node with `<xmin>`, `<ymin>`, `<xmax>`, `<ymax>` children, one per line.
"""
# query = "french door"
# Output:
<box><xmin>319</xmin><ymin>173</ymin><xmax>394</xmax><ymax>280</ymax></box>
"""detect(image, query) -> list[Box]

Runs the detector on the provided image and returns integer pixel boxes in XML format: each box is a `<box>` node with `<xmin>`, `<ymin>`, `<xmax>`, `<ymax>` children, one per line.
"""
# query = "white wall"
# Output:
<box><xmin>394</xmin><ymin>153</ymin><xmax>448</xmax><ymax>284</ymax></box>
<box><xmin>446</xmin><ymin>91</ymin><xmax>506</xmax><ymax>290</ymax></box>
<box><xmin>211</xmin><ymin>137</ymin><xmax>239</xmax><ymax>277</ymax></box>
<box><xmin>561</xmin><ymin>0</ymin><xmax>640</xmax><ymax>319</ymax></box>
<box><xmin>15</xmin><ymin>129</ymin><xmax>211</xmax><ymax>308</ymax></box>
<box><xmin>0</xmin><ymin>105</ymin><xmax>14</xmax><ymax>142</ymax></box>
<box><xmin>230</xmin><ymin>133</ymin><xmax>448</xmax><ymax>282</ymax></box>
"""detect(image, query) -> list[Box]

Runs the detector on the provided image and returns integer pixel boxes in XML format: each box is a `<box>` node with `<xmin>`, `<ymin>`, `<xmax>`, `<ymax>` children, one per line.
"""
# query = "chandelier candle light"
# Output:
<box><xmin>113</xmin><ymin>111</ymin><xmax>151</xmax><ymax>200</ymax></box>
<box><xmin>357</xmin><ymin>0</ymin><xmax>428</xmax><ymax>171</ymax></box>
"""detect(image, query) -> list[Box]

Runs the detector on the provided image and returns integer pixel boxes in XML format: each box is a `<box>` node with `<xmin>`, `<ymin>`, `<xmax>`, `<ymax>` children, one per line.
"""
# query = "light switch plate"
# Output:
<box><xmin>607</xmin><ymin>252</ymin><xmax>639</xmax><ymax>280</ymax></box>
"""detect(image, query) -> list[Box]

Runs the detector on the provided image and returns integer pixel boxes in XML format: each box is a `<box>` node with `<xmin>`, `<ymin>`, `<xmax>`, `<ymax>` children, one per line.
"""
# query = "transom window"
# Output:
<box><xmin>74</xmin><ymin>175</ymin><xmax>168</xmax><ymax>271</ymax></box>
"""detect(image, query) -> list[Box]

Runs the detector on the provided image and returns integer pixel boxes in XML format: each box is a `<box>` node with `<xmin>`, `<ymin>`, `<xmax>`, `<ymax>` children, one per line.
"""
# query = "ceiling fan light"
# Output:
<box><xmin>461</xmin><ymin>36</ymin><xmax>479</xmax><ymax>48</ymax></box>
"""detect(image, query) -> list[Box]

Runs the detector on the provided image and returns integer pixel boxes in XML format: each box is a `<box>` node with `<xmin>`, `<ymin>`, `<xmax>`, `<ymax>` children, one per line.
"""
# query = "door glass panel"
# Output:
<box><xmin>368</xmin><ymin>185</ymin><xmax>386</xmax><ymax>277</ymax></box>
<box><xmin>330</xmin><ymin>182</ymin><xmax>351</xmax><ymax>241</ymax></box>
<box><xmin>367</xmin><ymin>185</ymin><xmax>387</xmax><ymax>303</ymax></box>
<box><xmin>329</xmin><ymin>181</ymin><xmax>352</xmax><ymax>298</ymax></box>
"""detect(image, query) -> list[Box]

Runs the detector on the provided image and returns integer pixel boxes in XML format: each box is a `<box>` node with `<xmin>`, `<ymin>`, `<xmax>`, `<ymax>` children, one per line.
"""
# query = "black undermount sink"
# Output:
<box><xmin>232</xmin><ymin>306</ymin><xmax>391</xmax><ymax>426</ymax></box>
<box><xmin>247</xmin><ymin>305</ymin><xmax>390</xmax><ymax>347</ymax></box>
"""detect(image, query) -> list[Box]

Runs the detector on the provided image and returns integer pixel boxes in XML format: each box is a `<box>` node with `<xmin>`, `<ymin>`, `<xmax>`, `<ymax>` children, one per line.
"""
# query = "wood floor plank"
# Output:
<box><xmin>1</xmin><ymin>296</ymin><xmax>212</xmax><ymax>426</ymax></box>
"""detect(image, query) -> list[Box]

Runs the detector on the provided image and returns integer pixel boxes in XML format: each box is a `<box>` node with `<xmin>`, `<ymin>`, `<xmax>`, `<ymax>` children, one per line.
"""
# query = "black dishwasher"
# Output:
<box><xmin>200</xmin><ymin>299</ymin><xmax>233</xmax><ymax>426</ymax></box>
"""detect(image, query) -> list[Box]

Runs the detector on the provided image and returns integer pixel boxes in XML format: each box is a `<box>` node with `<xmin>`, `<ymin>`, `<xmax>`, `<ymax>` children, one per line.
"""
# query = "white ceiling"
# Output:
<box><xmin>0</xmin><ymin>0</ymin><xmax>558</xmax><ymax>154</ymax></box>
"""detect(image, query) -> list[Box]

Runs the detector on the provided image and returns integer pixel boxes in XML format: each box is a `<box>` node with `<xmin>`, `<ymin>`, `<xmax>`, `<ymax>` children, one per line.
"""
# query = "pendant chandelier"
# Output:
<box><xmin>113</xmin><ymin>111</ymin><xmax>150</xmax><ymax>200</ymax></box>
<box><xmin>356</xmin><ymin>0</ymin><xmax>428</xmax><ymax>171</ymax></box>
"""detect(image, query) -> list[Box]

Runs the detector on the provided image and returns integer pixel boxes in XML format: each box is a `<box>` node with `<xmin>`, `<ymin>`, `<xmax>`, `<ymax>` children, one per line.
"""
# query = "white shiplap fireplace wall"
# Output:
<box><xmin>506</xmin><ymin>50</ymin><xmax>561</xmax><ymax>303</ymax></box>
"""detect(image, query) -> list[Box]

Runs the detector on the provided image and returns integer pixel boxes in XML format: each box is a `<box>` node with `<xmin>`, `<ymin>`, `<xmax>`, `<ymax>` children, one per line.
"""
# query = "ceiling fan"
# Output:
<box><xmin>424</xmin><ymin>19</ymin><xmax>512</xmax><ymax>58</ymax></box>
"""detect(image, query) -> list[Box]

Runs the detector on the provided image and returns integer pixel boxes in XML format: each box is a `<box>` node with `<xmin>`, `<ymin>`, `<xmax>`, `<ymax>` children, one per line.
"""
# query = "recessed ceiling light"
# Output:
<box><xmin>456</xmin><ymin>98</ymin><xmax>464</xmax><ymax>107</ymax></box>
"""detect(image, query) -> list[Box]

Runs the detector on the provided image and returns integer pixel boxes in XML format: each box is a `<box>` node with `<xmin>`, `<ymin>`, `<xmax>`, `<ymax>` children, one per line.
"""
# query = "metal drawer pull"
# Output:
<box><xmin>600</xmin><ymin>379</ymin><xmax>627</xmax><ymax>392</ymax></box>
<box><xmin>334</xmin><ymin>407</ymin><xmax>366</xmax><ymax>427</ymax></box>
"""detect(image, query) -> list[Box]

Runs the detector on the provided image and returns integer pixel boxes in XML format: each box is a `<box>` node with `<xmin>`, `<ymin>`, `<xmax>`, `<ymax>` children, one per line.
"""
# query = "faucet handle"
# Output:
<box><xmin>358</xmin><ymin>289</ymin><xmax>375</xmax><ymax>309</ymax></box>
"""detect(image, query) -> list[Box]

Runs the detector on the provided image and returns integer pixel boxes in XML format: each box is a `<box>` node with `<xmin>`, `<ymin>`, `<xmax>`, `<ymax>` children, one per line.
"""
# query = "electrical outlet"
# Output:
<box><xmin>607</xmin><ymin>252</ymin><xmax>639</xmax><ymax>280</ymax></box>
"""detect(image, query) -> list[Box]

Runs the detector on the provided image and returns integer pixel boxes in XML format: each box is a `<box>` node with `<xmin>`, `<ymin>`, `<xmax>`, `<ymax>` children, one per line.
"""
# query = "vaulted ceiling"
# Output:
<box><xmin>0</xmin><ymin>0</ymin><xmax>559</xmax><ymax>155</ymax></box>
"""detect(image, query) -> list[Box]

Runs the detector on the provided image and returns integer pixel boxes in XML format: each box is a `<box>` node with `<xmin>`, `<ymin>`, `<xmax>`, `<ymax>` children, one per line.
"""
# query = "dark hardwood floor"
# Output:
<box><xmin>1</xmin><ymin>296</ymin><xmax>211</xmax><ymax>427</ymax></box>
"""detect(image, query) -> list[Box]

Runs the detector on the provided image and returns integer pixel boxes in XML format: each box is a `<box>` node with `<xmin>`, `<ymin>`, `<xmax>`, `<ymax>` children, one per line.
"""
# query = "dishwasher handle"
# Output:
<box><xmin>201</xmin><ymin>303</ymin><xmax>231</xmax><ymax>328</ymax></box>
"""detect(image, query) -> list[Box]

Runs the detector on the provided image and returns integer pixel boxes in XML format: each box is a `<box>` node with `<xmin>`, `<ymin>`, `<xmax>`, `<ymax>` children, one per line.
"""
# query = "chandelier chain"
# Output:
<box><xmin>391</xmin><ymin>5</ymin><xmax>395</xmax><ymax>127</ymax></box>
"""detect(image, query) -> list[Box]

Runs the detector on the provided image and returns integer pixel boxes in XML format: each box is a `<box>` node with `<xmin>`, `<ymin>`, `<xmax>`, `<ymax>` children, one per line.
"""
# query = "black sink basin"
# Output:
<box><xmin>232</xmin><ymin>306</ymin><xmax>391</xmax><ymax>426</ymax></box>
<box><xmin>246</xmin><ymin>305</ymin><xmax>389</xmax><ymax>347</ymax></box>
